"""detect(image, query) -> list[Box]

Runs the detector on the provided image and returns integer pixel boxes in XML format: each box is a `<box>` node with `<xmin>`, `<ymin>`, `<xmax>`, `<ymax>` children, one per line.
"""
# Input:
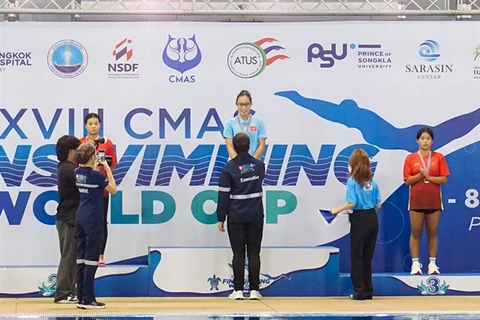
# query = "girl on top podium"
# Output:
<box><xmin>223</xmin><ymin>90</ymin><xmax>267</xmax><ymax>160</ymax></box>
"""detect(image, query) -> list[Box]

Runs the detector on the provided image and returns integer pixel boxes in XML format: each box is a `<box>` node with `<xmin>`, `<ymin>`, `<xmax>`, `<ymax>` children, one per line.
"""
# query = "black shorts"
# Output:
<box><xmin>411</xmin><ymin>209</ymin><xmax>440</xmax><ymax>215</ymax></box>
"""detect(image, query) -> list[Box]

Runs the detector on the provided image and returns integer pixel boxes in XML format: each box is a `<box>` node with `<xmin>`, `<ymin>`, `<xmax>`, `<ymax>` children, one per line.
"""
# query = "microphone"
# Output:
<box><xmin>93</xmin><ymin>137</ymin><xmax>105</xmax><ymax>149</ymax></box>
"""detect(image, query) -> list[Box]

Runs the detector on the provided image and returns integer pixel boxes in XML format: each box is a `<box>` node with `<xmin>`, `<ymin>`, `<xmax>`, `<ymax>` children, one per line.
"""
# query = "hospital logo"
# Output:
<box><xmin>0</xmin><ymin>51</ymin><xmax>33</xmax><ymax>73</ymax></box>
<box><xmin>107</xmin><ymin>38</ymin><xmax>139</xmax><ymax>79</ymax></box>
<box><xmin>404</xmin><ymin>39</ymin><xmax>453</xmax><ymax>80</ymax></box>
<box><xmin>162</xmin><ymin>34</ymin><xmax>201</xmax><ymax>84</ymax></box>
<box><xmin>417</xmin><ymin>276</ymin><xmax>449</xmax><ymax>295</ymax></box>
<box><xmin>227</xmin><ymin>37</ymin><xmax>289</xmax><ymax>78</ymax></box>
<box><xmin>474</xmin><ymin>44</ymin><xmax>480</xmax><ymax>80</ymax></box>
<box><xmin>47</xmin><ymin>39</ymin><xmax>88</xmax><ymax>78</ymax></box>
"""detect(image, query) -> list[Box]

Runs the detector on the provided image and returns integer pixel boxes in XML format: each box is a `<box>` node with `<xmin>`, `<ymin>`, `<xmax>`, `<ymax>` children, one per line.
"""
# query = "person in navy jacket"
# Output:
<box><xmin>74</xmin><ymin>143</ymin><xmax>117</xmax><ymax>309</ymax></box>
<box><xmin>216</xmin><ymin>132</ymin><xmax>266</xmax><ymax>301</ymax></box>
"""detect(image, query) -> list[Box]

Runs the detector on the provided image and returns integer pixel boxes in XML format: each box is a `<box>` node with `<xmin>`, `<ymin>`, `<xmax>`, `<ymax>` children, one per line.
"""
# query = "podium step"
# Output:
<box><xmin>339</xmin><ymin>272</ymin><xmax>480</xmax><ymax>296</ymax></box>
<box><xmin>148</xmin><ymin>246</ymin><xmax>340</xmax><ymax>297</ymax></box>
<box><xmin>0</xmin><ymin>264</ymin><xmax>149</xmax><ymax>297</ymax></box>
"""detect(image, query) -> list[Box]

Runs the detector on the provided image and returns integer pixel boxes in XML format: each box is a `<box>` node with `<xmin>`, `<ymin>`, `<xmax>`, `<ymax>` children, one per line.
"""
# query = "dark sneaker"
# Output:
<box><xmin>78</xmin><ymin>301</ymin><xmax>106</xmax><ymax>309</ymax></box>
<box><xmin>54</xmin><ymin>295</ymin><xmax>78</xmax><ymax>304</ymax></box>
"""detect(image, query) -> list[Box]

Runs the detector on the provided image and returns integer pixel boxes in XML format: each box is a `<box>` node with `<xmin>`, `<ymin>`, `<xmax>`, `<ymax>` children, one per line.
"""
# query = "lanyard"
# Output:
<box><xmin>237</xmin><ymin>115</ymin><xmax>251</xmax><ymax>133</ymax></box>
<box><xmin>417</xmin><ymin>151</ymin><xmax>432</xmax><ymax>183</ymax></box>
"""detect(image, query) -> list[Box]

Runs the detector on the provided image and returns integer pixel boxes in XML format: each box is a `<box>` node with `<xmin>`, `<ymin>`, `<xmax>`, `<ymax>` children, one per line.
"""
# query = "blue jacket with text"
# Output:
<box><xmin>216</xmin><ymin>152</ymin><xmax>265</xmax><ymax>223</ymax></box>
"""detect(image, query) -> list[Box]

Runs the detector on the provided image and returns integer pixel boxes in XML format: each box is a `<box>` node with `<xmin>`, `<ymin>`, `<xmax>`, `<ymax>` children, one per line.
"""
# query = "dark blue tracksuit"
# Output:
<box><xmin>217</xmin><ymin>152</ymin><xmax>265</xmax><ymax>291</ymax></box>
<box><xmin>74</xmin><ymin>166</ymin><xmax>109</xmax><ymax>305</ymax></box>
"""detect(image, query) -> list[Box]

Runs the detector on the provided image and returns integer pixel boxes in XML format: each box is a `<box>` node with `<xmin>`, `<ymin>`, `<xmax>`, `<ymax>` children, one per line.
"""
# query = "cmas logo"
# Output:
<box><xmin>162</xmin><ymin>35</ymin><xmax>202</xmax><ymax>84</ymax></box>
<box><xmin>405</xmin><ymin>40</ymin><xmax>453</xmax><ymax>80</ymax></box>
<box><xmin>417</xmin><ymin>276</ymin><xmax>449</xmax><ymax>295</ymax></box>
<box><xmin>47</xmin><ymin>39</ymin><xmax>88</xmax><ymax>78</ymax></box>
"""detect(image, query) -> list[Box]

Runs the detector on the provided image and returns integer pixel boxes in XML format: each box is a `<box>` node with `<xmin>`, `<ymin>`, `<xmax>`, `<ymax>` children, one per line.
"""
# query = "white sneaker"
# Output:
<box><xmin>249</xmin><ymin>290</ymin><xmax>262</xmax><ymax>300</ymax></box>
<box><xmin>411</xmin><ymin>262</ymin><xmax>423</xmax><ymax>275</ymax></box>
<box><xmin>228</xmin><ymin>290</ymin><xmax>244</xmax><ymax>300</ymax></box>
<box><xmin>428</xmin><ymin>263</ymin><xmax>440</xmax><ymax>275</ymax></box>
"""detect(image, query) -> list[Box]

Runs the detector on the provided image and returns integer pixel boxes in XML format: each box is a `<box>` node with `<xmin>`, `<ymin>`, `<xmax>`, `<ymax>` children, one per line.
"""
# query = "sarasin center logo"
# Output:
<box><xmin>405</xmin><ymin>40</ymin><xmax>453</xmax><ymax>80</ymax></box>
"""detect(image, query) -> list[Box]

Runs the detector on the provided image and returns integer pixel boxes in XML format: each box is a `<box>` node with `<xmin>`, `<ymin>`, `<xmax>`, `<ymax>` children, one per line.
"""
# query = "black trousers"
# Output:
<box><xmin>76</xmin><ymin>220</ymin><xmax>102</xmax><ymax>304</ymax></box>
<box><xmin>54</xmin><ymin>219</ymin><xmax>76</xmax><ymax>301</ymax></box>
<box><xmin>100</xmin><ymin>196</ymin><xmax>109</xmax><ymax>256</ymax></box>
<box><xmin>227</xmin><ymin>219</ymin><xmax>264</xmax><ymax>291</ymax></box>
<box><xmin>349</xmin><ymin>208</ymin><xmax>378</xmax><ymax>298</ymax></box>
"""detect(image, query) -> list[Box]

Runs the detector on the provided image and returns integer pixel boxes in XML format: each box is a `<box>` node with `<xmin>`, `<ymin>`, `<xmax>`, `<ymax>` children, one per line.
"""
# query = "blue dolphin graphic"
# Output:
<box><xmin>275</xmin><ymin>90</ymin><xmax>480</xmax><ymax>152</ymax></box>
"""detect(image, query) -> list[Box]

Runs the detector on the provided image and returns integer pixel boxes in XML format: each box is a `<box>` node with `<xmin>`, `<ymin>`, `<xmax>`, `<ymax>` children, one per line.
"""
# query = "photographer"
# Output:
<box><xmin>79</xmin><ymin>113</ymin><xmax>118</xmax><ymax>267</ymax></box>
<box><xmin>74</xmin><ymin>143</ymin><xmax>117</xmax><ymax>309</ymax></box>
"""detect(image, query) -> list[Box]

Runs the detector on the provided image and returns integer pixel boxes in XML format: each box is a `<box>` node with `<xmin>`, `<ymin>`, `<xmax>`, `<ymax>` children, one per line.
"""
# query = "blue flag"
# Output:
<box><xmin>318</xmin><ymin>209</ymin><xmax>336</xmax><ymax>224</ymax></box>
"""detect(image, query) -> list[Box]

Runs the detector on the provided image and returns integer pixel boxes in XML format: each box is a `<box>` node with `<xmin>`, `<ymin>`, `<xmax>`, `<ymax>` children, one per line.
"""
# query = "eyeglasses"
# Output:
<box><xmin>236</xmin><ymin>103</ymin><xmax>251</xmax><ymax>108</ymax></box>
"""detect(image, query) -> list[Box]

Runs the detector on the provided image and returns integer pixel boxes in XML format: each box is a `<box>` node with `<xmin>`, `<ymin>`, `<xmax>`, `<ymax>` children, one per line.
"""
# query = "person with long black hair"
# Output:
<box><xmin>54</xmin><ymin>135</ymin><xmax>81</xmax><ymax>304</ymax></box>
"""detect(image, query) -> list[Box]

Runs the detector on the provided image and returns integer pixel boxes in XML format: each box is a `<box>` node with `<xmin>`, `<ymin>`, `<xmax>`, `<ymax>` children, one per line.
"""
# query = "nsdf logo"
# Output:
<box><xmin>107</xmin><ymin>38</ymin><xmax>139</xmax><ymax>79</ymax></box>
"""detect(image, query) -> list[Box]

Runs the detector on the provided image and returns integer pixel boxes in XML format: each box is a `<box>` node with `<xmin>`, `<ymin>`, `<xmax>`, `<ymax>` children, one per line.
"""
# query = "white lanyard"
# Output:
<box><xmin>237</xmin><ymin>115</ymin><xmax>251</xmax><ymax>133</ymax></box>
<box><xmin>417</xmin><ymin>151</ymin><xmax>432</xmax><ymax>183</ymax></box>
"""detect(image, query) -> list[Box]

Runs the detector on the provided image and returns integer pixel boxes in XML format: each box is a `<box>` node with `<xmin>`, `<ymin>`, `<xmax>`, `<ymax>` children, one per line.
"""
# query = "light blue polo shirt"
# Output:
<box><xmin>345</xmin><ymin>177</ymin><xmax>381</xmax><ymax>210</ymax></box>
<box><xmin>223</xmin><ymin>115</ymin><xmax>267</xmax><ymax>157</ymax></box>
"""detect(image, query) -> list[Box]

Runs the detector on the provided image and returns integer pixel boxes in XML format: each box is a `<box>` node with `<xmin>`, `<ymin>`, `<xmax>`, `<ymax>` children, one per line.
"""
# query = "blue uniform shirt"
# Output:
<box><xmin>345</xmin><ymin>177</ymin><xmax>381</xmax><ymax>210</ymax></box>
<box><xmin>223</xmin><ymin>115</ymin><xmax>267</xmax><ymax>157</ymax></box>
<box><xmin>75</xmin><ymin>166</ymin><xmax>109</xmax><ymax>222</ymax></box>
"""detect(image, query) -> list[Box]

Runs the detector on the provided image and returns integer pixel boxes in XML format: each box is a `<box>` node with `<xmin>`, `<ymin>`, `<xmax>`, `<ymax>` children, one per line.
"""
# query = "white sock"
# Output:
<box><xmin>412</xmin><ymin>258</ymin><xmax>419</xmax><ymax>265</ymax></box>
<box><xmin>430</xmin><ymin>257</ymin><xmax>436</xmax><ymax>265</ymax></box>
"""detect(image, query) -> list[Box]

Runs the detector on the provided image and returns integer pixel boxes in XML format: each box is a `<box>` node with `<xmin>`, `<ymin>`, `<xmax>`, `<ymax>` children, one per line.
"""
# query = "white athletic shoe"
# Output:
<box><xmin>428</xmin><ymin>263</ymin><xmax>440</xmax><ymax>275</ymax></box>
<box><xmin>249</xmin><ymin>290</ymin><xmax>262</xmax><ymax>300</ymax></box>
<box><xmin>411</xmin><ymin>262</ymin><xmax>423</xmax><ymax>275</ymax></box>
<box><xmin>228</xmin><ymin>290</ymin><xmax>244</xmax><ymax>300</ymax></box>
